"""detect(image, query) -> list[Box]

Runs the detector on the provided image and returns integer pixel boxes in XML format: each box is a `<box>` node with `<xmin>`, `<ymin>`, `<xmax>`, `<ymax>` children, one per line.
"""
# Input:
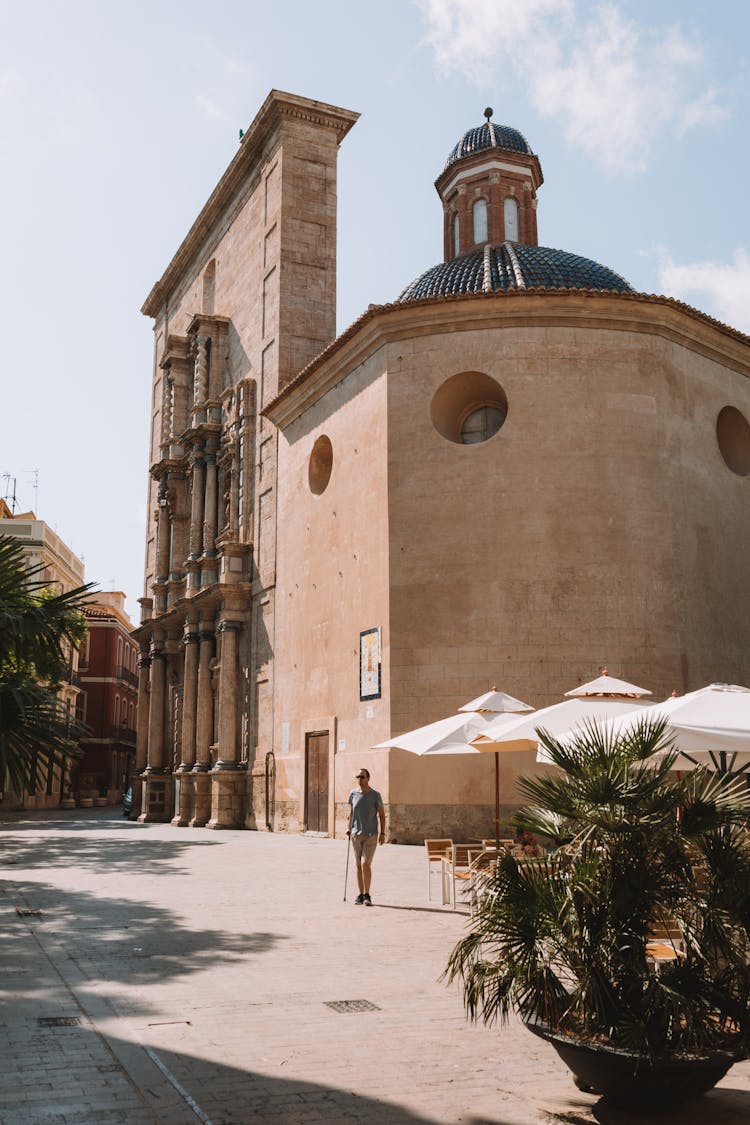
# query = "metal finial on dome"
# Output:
<box><xmin>483</xmin><ymin>106</ymin><xmax>493</xmax><ymax>122</ymax></box>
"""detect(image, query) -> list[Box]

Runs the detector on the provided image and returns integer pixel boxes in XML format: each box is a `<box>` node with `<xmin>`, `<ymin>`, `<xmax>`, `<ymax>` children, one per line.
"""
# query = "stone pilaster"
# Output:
<box><xmin>172</xmin><ymin>619</ymin><xmax>199</xmax><ymax>827</ymax></box>
<box><xmin>208</xmin><ymin>616</ymin><xmax>244</xmax><ymax>829</ymax></box>
<box><xmin>131</xmin><ymin>647</ymin><xmax>151</xmax><ymax>820</ymax></box>
<box><xmin>146</xmin><ymin>638</ymin><xmax>166</xmax><ymax>770</ymax></box>
<box><xmin>216</xmin><ymin>619</ymin><xmax>241</xmax><ymax>766</ymax></box>
<box><xmin>190</xmin><ymin>618</ymin><xmax>215</xmax><ymax>827</ymax></box>
<box><xmin>135</xmin><ymin>649</ymin><xmax>151</xmax><ymax>774</ymax></box>
<box><xmin>139</xmin><ymin>635</ymin><xmax>170</xmax><ymax>822</ymax></box>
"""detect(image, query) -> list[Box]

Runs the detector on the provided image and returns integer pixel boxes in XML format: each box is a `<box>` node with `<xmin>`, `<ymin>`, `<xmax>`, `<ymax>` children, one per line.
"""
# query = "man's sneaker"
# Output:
<box><xmin>354</xmin><ymin>893</ymin><xmax>365</xmax><ymax>905</ymax></box>
<box><xmin>363</xmin><ymin>893</ymin><xmax>372</xmax><ymax>906</ymax></box>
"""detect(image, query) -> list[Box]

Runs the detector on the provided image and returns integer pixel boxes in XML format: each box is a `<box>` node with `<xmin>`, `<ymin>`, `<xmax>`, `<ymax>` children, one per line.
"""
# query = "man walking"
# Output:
<box><xmin>347</xmin><ymin>768</ymin><xmax>386</xmax><ymax>905</ymax></box>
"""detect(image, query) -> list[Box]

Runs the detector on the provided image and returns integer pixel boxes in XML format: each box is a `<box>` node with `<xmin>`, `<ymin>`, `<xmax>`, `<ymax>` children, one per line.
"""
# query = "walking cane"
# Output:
<box><xmin>343</xmin><ymin>831</ymin><xmax>352</xmax><ymax>902</ymax></box>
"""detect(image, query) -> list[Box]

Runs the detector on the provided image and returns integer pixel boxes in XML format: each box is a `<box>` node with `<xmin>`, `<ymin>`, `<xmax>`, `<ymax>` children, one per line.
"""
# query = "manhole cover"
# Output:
<box><xmin>38</xmin><ymin>1016</ymin><xmax>81</xmax><ymax>1027</ymax></box>
<box><xmin>324</xmin><ymin>999</ymin><xmax>380</xmax><ymax>1013</ymax></box>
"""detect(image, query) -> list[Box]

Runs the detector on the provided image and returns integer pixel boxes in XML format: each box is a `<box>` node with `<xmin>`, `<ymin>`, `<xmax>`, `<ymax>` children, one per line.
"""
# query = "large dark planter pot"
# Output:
<box><xmin>526</xmin><ymin>1022</ymin><xmax>740</xmax><ymax>1106</ymax></box>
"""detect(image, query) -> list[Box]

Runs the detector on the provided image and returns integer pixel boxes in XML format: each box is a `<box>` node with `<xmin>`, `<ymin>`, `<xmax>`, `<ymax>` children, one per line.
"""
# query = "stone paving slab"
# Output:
<box><xmin>1</xmin><ymin>808</ymin><xmax>749</xmax><ymax>1124</ymax></box>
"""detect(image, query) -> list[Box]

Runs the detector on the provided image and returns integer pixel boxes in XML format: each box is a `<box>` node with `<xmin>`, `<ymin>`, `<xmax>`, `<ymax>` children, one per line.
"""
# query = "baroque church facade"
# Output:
<box><xmin>134</xmin><ymin>91</ymin><xmax>750</xmax><ymax>841</ymax></box>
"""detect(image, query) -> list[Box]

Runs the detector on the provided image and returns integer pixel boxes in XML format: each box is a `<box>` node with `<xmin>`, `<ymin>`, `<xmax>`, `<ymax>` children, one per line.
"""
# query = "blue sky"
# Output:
<box><xmin>2</xmin><ymin>0</ymin><xmax>748</xmax><ymax>621</ymax></box>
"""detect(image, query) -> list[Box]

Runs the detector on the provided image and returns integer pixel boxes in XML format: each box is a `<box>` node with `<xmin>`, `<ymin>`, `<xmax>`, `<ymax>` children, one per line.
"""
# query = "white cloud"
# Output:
<box><xmin>658</xmin><ymin>249</ymin><xmax>750</xmax><ymax>335</ymax></box>
<box><xmin>416</xmin><ymin>0</ymin><xmax>728</xmax><ymax>174</ymax></box>
<box><xmin>195</xmin><ymin>94</ymin><xmax>228</xmax><ymax>122</ymax></box>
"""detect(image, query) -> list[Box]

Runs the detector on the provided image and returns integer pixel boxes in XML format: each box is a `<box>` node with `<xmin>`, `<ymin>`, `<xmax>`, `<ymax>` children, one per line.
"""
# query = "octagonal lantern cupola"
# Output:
<box><xmin>436</xmin><ymin>108</ymin><xmax>543</xmax><ymax>262</ymax></box>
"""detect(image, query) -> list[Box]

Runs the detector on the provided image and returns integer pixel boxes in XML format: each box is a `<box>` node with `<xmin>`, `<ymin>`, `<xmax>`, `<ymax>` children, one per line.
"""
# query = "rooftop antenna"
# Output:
<box><xmin>2</xmin><ymin>473</ymin><xmax>17</xmax><ymax>512</ymax></box>
<box><xmin>23</xmin><ymin>468</ymin><xmax>39</xmax><ymax>513</ymax></box>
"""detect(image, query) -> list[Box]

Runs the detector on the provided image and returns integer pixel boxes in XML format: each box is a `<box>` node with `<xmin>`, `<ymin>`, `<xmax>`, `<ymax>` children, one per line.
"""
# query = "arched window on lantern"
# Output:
<box><xmin>504</xmin><ymin>196</ymin><xmax>519</xmax><ymax>242</ymax></box>
<box><xmin>472</xmin><ymin>198</ymin><xmax>488</xmax><ymax>245</ymax></box>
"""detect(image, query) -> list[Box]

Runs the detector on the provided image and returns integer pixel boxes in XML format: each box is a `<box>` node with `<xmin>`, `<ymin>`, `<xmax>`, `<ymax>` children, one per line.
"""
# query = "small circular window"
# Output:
<box><xmin>460</xmin><ymin>404</ymin><xmax>506</xmax><ymax>444</ymax></box>
<box><xmin>308</xmin><ymin>435</ymin><xmax>333</xmax><ymax>494</ymax></box>
<box><xmin>716</xmin><ymin>406</ymin><xmax>750</xmax><ymax>477</ymax></box>
<box><xmin>431</xmin><ymin>371</ymin><xmax>508</xmax><ymax>445</ymax></box>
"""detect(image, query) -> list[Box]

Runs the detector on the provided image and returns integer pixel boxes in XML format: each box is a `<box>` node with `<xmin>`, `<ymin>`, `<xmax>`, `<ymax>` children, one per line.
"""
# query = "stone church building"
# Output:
<box><xmin>134</xmin><ymin>90</ymin><xmax>750</xmax><ymax>841</ymax></box>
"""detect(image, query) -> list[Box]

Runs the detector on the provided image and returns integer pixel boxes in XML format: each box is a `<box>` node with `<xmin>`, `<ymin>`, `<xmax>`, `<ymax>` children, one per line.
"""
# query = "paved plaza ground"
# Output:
<box><xmin>1</xmin><ymin>809</ymin><xmax>749</xmax><ymax>1125</ymax></box>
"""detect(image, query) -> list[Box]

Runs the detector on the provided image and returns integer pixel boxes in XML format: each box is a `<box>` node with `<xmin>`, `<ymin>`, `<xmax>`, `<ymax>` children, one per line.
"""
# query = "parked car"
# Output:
<box><xmin>122</xmin><ymin>787</ymin><xmax>133</xmax><ymax>817</ymax></box>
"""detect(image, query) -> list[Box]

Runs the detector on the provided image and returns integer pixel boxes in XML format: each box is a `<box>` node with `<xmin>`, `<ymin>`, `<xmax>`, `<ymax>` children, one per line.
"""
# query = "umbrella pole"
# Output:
<box><xmin>495</xmin><ymin>751</ymin><xmax>500</xmax><ymax>850</ymax></box>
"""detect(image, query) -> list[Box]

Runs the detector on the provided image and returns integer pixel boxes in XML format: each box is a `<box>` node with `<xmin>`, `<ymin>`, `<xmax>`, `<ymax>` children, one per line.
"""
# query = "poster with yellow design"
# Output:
<box><xmin>359</xmin><ymin>627</ymin><xmax>381</xmax><ymax>701</ymax></box>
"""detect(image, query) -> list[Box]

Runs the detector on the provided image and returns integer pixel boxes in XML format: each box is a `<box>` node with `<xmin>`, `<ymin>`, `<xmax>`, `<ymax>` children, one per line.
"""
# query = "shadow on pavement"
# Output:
<box><xmin>1</xmin><ymin>879</ymin><xmax>283</xmax><ymax>1018</ymax></box>
<box><xmin>127</xmin><ymin>1030</ymin><xmax>750</xmax><ymax>1125</ymax></box>
<box><xmin>0</xmin><ymin>808</ymin><xmax>222</xmax><ymax>875</ymax></box>
<box><xmin>108</xmin><ymin>1033</ymin><xmax>527</xmax><ymax>1125</ymax></box>
<box><xmin>549</xmin><ymin>1083</ymin><xmax>750</xmax><ymax>1125</ymax></box>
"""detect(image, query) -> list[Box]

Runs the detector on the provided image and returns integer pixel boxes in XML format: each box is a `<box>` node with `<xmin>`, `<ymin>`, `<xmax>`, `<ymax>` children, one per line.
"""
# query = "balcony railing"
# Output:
<box><xmin>110</xmin><ymin>725</ymin><xmax>137</xmax><ymax>745</ymax></box>
<box><xmin>116</xmin><ymin>666</ymin><xmax>138</xmax><ymax>688</ymax></box>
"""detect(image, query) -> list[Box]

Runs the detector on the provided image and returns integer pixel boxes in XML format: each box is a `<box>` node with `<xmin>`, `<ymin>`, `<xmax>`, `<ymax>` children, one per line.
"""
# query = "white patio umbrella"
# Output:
<box><xmin>374</xmin><ymin>689</ymin><xmax>533</xmax><ymax>845</ymax></box>
<box><xmin>458</xmin><ymin>689</ymin><xmax>533</xmax><ymax>715</ymax></box>
<box><xmin>373</xmin><ymin>710</ymin><xmax>498</xmax><ymax>756</ymax></box>
<box><xmin>470</xmin><ymin>673</ymin><xmax>652</xmax><ymax>762</ymax></box>
<box><xmin>607</xmin><ymin>683</ymin><xmax>750</xmax><ymax>774</ymax></box>
<box><xmin>474</xmin><ymin>696</ymin><xmax>650</xmax><ymax>755</ymax></box>
<box><xmin>459</xmin><ymin>688</ymin><xmax>533</xmax><ymax>844</ymax></box>
<box><xmin>564</xmin><ymin>670</ymin><xmax>652</xmax><ymax>699</ymax></box>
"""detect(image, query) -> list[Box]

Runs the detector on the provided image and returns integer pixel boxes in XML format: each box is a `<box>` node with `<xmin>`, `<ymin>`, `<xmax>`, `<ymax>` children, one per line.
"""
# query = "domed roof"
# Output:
<box><xmin>398</xmin><ymin>243</ymin><xmax>633</xmax><ymax>302</ymax></box>
<box><xmin>444</xmin><ymin>120</ymin><xmax>533</xmax><ymax>169</ymax></box>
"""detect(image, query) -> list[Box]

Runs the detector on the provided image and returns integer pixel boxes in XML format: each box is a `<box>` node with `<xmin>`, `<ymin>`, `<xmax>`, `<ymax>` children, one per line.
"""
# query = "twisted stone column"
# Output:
<box><xmin>203</xmin><ymin>449</ymin><xmax>218</xmax><ymax>555</ymax></box>
<box><xmin>156</xmin><ymin>483</ymin><xmax>171</xmax><ymax>583</ymax></box>
<box><xmin>194</xmin><ymin>335</ymin><xmax>209</xmax><ymax>404</ymax></box>
<box><xmin>188</xmin><ymin>450</ymin><xmax>205</xmax><ymax>560</ymax></box>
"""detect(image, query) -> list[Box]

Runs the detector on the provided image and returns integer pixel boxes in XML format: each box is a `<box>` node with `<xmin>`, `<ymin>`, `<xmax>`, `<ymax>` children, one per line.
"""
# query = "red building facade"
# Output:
<box><xmin>76</xmin><ymin>593</ymin><xmax>138</xmax><ymax>803</ymax></box>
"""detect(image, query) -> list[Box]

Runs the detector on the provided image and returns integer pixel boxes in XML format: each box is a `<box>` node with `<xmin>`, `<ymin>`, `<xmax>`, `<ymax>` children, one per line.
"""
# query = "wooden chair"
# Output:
<box><xmin>482</xmin><ymin>838</ymin><xmax>514</xmax><ymax>851</ymax></box>
<box><xmin>441</xmin><ymin>844</ymin><xmax>476</xmax><ymax>908</ymax></box>
<box><xmin>424</xmin><ymin>838</ymin><xmax>453</xmax><ymax>900</ymax></box>
<box><xmin>468</xmin><ymin>850</ymin><xmax>501</xmax><ymax>916</ymax></box>
<box><xmin>646</xmin><ymin>916</ymin><xmax>685</xmax><ymax>966</ymax></box>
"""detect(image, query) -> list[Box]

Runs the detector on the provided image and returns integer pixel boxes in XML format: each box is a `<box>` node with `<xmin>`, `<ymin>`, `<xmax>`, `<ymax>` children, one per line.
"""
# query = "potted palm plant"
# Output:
<box><xmin>446</xmin><ymin>717</ymin><xmax>750</xmax><ymax>1105</ymax></box>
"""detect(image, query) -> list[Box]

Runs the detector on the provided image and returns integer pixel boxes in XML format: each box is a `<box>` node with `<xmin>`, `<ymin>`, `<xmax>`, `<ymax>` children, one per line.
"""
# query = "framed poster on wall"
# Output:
<box><xmin>359</xmin><ymin>627</ymin><xmax>381</xmax><ymax>701</ymax></box>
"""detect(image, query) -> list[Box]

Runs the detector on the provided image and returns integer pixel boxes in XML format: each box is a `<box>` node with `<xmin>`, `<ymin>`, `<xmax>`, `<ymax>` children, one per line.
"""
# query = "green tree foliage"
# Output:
<box><xmin>446</xmin><ymin>717</ymin><xmax>750</xmax><ymax>1062</ymax></box>
<box><xmin>0</xmin><ymin>534</ymin><xmax>94</xmax><ymax>797</ymax></box>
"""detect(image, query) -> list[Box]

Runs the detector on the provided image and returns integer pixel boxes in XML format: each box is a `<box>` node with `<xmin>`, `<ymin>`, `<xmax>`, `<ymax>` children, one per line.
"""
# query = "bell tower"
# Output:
<box><xmin>435</xmin><ymin>108</ymin><xmax>543</xmax><ymax>261</ymax></box>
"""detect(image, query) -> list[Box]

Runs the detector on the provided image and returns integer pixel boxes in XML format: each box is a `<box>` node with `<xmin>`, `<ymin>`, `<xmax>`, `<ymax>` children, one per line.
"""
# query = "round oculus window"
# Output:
<box><xmin>430</xmin><ymin>371</ymin><xmax>508</xmax><ymax>445</ymax></box>
<box><xmin>308</xmin><ymin>434</ymin><xmax>333</xmax><ymax>494</ymax></box>
<box><xmin>460</xmin><ymin>404</ymin><xmax>507</xmax><ymax>444</ymax></box>
<box><xmin>716</xmin><ymin>406</ymin><xmax>750</xmax><ymax>477</ymax></box>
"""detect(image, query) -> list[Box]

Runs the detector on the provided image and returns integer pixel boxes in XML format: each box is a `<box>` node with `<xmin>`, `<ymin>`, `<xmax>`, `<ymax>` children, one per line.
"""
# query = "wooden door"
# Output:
<box><xmin>305</xmin><ymin>732</ymin><xmax>329</xmax><ymax>833</ymax></box>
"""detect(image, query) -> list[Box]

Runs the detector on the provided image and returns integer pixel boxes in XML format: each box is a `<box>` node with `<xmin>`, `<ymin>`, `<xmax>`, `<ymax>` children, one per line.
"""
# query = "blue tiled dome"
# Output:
<box><xmin>445</xmin><ymin>122</ymin><xmax>533</xmax><ymax>169</ymax></box>
<box><xmin>398</xmin><ymin>243</ymin><xmax>633</xmax><ymax>302</ymax></box>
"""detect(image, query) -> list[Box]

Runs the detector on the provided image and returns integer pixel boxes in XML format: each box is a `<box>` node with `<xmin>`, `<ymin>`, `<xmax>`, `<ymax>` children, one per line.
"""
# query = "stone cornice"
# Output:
<box><xmin>186</xmin><ymin>313</ymin><xmax>231</xmax><ymax>337</ymax></box>
<box><xmin>263</xmin><ymin>289</ymin><xmax>750</xmax><ymax>429</ymax></box>
<box><xmin>159</xmin><ymin>334</ymin><xmax>190</xmax><ymax>368</ymax></box>
<box><xmin>141</xmin><ymin>90</ymin><xmax>359</xmax><ymax>320</ymax></box>
<box><xmin>435</xmin><ymin>148</ymin><xmax>543</xmax><ymax>198</ymax></box>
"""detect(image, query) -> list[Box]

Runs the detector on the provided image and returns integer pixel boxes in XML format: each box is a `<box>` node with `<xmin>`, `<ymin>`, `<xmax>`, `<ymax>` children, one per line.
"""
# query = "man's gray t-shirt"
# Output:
<box><xmin>348</xmin><ymin>787</ymin><xmax>383</xmax><ymax>836</ymax></box>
